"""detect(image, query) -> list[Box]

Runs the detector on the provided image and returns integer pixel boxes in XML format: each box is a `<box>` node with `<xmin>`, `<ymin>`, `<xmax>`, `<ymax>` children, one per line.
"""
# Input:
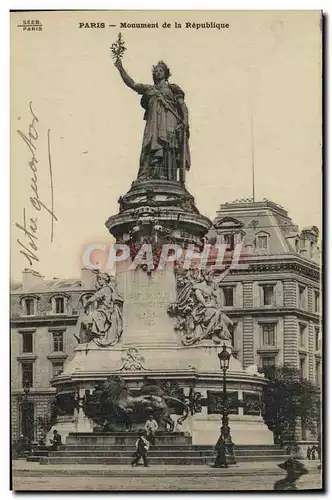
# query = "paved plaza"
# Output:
<box><xmin>12</xmin><ymin>460</ymin><xmax>322</xmax><ymax>491</ymax></box>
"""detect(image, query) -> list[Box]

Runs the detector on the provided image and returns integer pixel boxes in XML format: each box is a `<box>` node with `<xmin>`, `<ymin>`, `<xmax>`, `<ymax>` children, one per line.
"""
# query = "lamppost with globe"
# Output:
<box><xmin>218</xmin><ymin>344</ymin><xmax>236</xmax><ymax>464</ymax></box>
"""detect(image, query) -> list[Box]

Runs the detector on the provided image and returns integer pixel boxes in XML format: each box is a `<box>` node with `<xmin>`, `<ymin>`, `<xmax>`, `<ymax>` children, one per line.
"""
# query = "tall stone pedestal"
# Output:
<box><xmin>117</xmin><ymin>264</ymin><xmax>178</xmax><ymax>347</ymax></box>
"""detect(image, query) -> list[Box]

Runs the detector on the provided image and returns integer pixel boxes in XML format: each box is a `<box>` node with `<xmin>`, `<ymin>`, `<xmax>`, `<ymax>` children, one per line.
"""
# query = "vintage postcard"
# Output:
<box><xmin>10</xmin><ymin>10</ymin><xmax>322</xmax><ymax>491</ymax></box>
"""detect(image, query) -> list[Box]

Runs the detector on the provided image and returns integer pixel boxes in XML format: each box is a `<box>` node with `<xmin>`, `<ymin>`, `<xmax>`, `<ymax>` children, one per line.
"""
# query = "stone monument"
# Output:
<box><xmin>49</xmin><ymin>34</ymin><xmax>274</xmax><ymax>447</ymax></box>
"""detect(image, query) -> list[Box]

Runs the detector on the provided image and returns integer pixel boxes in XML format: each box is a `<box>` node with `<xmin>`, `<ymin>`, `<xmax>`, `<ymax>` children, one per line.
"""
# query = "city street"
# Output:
<box><xmin>12</xmin><ymin>460</ymin><xmax>322</xmax><ymax>491</ymax></box>
<box><xmin>13</xmin><ymin>473</ymin><xmax>322</xmax><ymax>491</ymax></box>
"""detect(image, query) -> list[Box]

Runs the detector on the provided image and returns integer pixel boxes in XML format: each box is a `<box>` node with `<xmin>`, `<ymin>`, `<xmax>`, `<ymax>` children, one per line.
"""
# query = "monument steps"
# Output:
<box><xmin>48</xmin><ymin>448</ymin><xmax>283</xmax><ymax>458</ymax></box>
<box><xmin>66</xmin><ymin>432</ymin><xmax>192</xmax><ymax>444</ymax></box>
<box><xmin>50</xmin><ymin>450</ymin><xmax>216</xmax><ymax>458</ymax></box>
<box><xmin>58</xmin><ymin>444</ymin><xmax>283</xmax><ymax>451</ymax></box>
<box><xmin>39</xmin><ymin>454</ymin><xmax>289</xmax><ymax>465</ymax></box>
<box><xmin>30</xmin><ymin>433</ymin><xmax>289</xmax><ymax>465</ymax></box>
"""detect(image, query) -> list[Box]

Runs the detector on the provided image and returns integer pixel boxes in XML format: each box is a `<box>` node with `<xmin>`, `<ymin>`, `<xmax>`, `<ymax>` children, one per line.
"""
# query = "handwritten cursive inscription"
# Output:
<box><xmin>15</xmin><ymin>102</ymin><xmax>58</xmax><ymax>271</ymax></box>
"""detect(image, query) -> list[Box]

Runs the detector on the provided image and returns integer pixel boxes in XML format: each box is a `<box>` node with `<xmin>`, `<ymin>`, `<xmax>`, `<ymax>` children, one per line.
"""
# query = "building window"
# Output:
<box><xmin>224</xmin><ymin>234</ymin><xmax>235</xmax><ymax>251</ymax></box>
<box><xmin>262</xmin><ymin>324</ymin><xmax>276</xmax><ymax>346</ymax></box>
<box><xmin>22</xmin><ymin>332</ymin><xmax>33</xmax><ymax>353</ymax></box>
<box><xmin>295</xmin><ymin>239</ymin><xmax>299</xmax><ymax>252</ymax></box>
<box><xmin>299</xmin><ymin>355</ymin><xmax>306</xmax><ymax>378</ymax></box>
<box><xmin>315</xmin><ymin>360</ymin><xmax>321</xmax><ymax>386</ymax></box>
<box><xmin>261</xmin><ymin>356</ymin><xmax>276</xmax><ymax>368</ymax></box>
<box><xmin>21</xmin><ymin>362</ymin><xmax>33</xmax><ymax>388</ymax></box>
<box><xmin>23</xmin><ymin>298</ymin><xmax>35</xmax><ymax>316</ymax></box>
<box><xmin>315</xmin><ymin>328</ymin><xmax>320</xmax><ymax>351</ymax></box>
<box><xmin>223</xmin><ymin>287</ymin><xmax>234</xmax><ymax>307</ymax></box>
<box><xmin>52</xmin><ymin>361</ymin><xmax>64</xmax><ymax>378</ymax></box>
<box><xmin>53</xmin><ymin>332</ymin><xmax>64</xmax><ymax>352</ymax></box>
<box><xmin>299</xmin><ymin>324</ymin><xmax>306</xmax><ymax>348</ymax></box>
<box><xmin>55</xmin><ymin>297</ymin><xmax>65</xmax><ymax>314</ymax></box>
<box><xmin>314</xmin><ymin>291</ymin><xmax>320</xmax><ymax>313</ymax></box>
<box><xmin>262</xmin><ymin>285</ymin><xmax>274</xmax><ymax>306</ymax></box>
<box><xmin>257</xmin><ymin>235</ymin><xmax>268</xmax><ymax>249</ymax></box>
<box><xmin>298</xmin><ymin>285</ymin><xmax>307</xmax><ymax>309</ymax></box>
<box><xmin>310</xmin><ymin>241</ymin><xmax>315</xmax><ymax>258</ymax></box>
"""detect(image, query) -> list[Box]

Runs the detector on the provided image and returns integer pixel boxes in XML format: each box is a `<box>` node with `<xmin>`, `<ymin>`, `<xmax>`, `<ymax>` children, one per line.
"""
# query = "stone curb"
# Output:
<box><xmin>13</xmin><ymin>468</ymin><xmax>320</xmax><ymax>478</ymax></box>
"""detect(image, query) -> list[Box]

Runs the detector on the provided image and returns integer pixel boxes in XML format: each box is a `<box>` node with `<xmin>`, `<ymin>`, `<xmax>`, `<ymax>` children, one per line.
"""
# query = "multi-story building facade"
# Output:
<box><xmin>10</xmin><ymin>268</ymin><xmax>96</xmax><ymax>442</ymax></box>
<box><xmin>206</xmin><ymin>199</ymin><xmax>321</xmax><ymax>393</ymax></box>
<box><xmin>10</xmin><ymin>198</ymin><xmax>321</xmax><ymax>442</ymax></box>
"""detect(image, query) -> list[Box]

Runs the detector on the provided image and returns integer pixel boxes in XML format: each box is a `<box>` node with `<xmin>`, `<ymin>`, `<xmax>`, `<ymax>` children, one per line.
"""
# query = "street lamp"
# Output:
<box><xmin>218</xmin><ymin>344</ymin><xmax>236</xmax><ymax>464</ymax></box>
<box><xmin>18</xmin><ymin>380</ymin><xmax>32</xmax><ymax>454</ymax></box>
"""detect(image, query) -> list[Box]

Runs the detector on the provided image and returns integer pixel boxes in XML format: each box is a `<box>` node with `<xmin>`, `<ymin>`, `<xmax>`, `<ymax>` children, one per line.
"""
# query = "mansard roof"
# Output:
<box><xmin>209</xmin><ymin>198</ymin><xmax>320</xmax><ymax>263</ymax></box>
<box><xmin>11</xmin><ymin>278</ymin><xmax>83</xmax><ymax>294</ymax></box>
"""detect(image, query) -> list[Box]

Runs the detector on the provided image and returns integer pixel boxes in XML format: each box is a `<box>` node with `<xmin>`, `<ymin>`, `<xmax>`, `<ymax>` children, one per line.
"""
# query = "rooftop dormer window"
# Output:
<box><xmin>49</xmin><ymin>294</ymin><xmax>69</xmax><ymax>315</ymax></box>
<box><xmin>213</xmin><ymin>217</ymin><xmax>244</xmax><ymax>250</ymax></box>
<box><xmin>254</xmin><ymin>231</ymin><xmax>270</xmax><ymax>252</ymax></box>
<box><xmin>25</xmin><ymin>298</ymin><xmax>35</xmax><ymax>316</ymax></box>
<box><xmin>224</xmin><ymin>233</ymin><xmax>235</xmax><ymax>251</ymax></box>
<box><xmin>257</xmin><ymin>235</ymin><xmax>268</xmax><ymax>249</ymax></box>
<box><xmin>20</xmin><ymin>295</ymin><xmax>39</xmax><ymax>316</ymax></box>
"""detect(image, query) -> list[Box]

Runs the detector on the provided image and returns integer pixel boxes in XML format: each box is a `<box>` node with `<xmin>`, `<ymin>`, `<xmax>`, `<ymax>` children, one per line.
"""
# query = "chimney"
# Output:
<box><xmin>81</xmin><ymin>267</ymin><xmax>97</xmax><ymax>289</ymax></box>
<box><xmin>22</xmin><ymin>269</ymin><xmax>44</xmax><ymax>292</ymax></box>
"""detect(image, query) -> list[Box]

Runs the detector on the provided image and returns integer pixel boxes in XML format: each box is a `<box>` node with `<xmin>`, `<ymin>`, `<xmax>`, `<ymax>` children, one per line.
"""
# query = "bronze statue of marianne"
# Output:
<box><xmin>114</xmin><ymin>57</ymin><xmax>191</xmax><ymax>183</ymax></box>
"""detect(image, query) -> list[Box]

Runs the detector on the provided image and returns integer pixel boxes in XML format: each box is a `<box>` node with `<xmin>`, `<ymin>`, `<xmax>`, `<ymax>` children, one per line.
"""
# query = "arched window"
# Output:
<box><xmin>20</xmin><ymin>295</ymin><xmax>39</xmax><ymax>316</ymax></box>
<box><xmin>213</xmin><ymin>217</ymin><xmax>245</xmax><ymax>250</ymax></box>
<box><xmin>254</xmin><ymin>231</ymin><xmax>270</xmax><ymax>252</ymax></box>
<box><xmin>49</xmin><ymin>294</ymin><xmax>69</xmax><ymax>315</ymax></box>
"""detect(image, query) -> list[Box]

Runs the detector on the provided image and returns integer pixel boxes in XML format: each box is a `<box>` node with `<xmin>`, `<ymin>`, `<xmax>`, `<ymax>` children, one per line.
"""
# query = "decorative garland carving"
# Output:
<box><xmin>118</xmin><ymin>347</ymin><xmax>146</xmax><ymax>371</ymax></box>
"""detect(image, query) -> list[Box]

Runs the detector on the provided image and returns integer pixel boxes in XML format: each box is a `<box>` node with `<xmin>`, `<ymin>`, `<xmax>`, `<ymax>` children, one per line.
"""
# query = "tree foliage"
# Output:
<box><xmin>260</xmin><ymin>364</ymin><xmax>321</xmax><ymax>444</ymax></box>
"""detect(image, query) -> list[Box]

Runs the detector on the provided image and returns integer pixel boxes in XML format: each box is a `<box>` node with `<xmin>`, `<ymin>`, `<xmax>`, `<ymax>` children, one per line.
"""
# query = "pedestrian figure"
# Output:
<box><xmin>49</xmin><ymin>429</ymin><xmax>62</xmax><ymax>451</ymax></box>
<box><xmin>131</xmin><ymin>429</ymin><xmax>150</xmax><ymax>467</ymax></box>
<box><xmin>274</xmin><ymin>458</ymin><xmax>309</xmax><ymax>491</ymax></box>
<box><xmin>213</xmin><ymin>430</ymin><xmax>228</xmax><ymax>468</ymax></box>
<box><xmin>307</xmin><ymin>445</ymin><xmax>312</xmax><ymax>460</ymax></box>
<box><xmin>311</xmin><ymin>446</ymin><xmax>317</xmax><ymax>460</ymax></box>
<box><xmin>144</xmin><ymin>414</ymin><xmax>158</xmax><ymax>446</ymax></box>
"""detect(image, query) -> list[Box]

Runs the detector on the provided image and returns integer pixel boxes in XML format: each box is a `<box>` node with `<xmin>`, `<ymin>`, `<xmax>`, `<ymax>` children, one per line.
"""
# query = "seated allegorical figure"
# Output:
<box><xmin>75</xmin><ymin>271</ymin><xmax>123</xmax><ymax>348</ymax></box>
<box><xmin>168</xmin><ymin>266</ymin><xmax>233</xmax><ymax>345</ymax></box>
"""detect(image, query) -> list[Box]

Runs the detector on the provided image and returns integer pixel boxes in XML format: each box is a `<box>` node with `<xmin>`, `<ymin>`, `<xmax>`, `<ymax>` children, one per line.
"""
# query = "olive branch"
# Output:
<box><xmin>110</xmin><ymin>32</ymin><xmax>127</xmax><ymax>60</ymax></box>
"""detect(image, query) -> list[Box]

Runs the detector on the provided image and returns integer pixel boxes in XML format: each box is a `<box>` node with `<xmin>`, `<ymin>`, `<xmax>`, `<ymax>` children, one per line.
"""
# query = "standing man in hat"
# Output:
<box><xmin>131</xmin><ymin>429</ymin><xmax>150</xmax><ymax>467</ymax></box>
<box><xmin>144</xmin><ymin>414</ymin><xmax>158</xmax><ymax>446</ymax></box>
<box><xmin>274</xmin><ymin>458</ymin><xmax>309</xmax><ymax>490</ymax></box>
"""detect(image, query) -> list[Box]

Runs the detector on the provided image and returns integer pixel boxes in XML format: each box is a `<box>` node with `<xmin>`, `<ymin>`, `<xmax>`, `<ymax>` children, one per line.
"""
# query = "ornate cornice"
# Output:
<box><xmin>248</xmin><ymin>262</ymin><xmax>319</xmax><ymax>281</ymax></box>
<box><xmin>11</xmin><ymin>315</ymin><xmax>78</xmax><ymax>328</ymax></box>
<box><xmin>220</xmin><ymin>257</ymin><xmax>320</xmax><ymax>282</ymax></box>
<box><xmin>226</xmin><ymin>307</ymin><xmax>320</xmax><ymax>322</ymax></box>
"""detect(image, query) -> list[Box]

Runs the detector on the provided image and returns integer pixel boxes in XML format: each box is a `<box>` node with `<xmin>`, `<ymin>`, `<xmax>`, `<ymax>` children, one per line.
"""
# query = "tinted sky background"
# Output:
<box><xmin>10</xmin><ymin>10</ymin><xmax>322</xmax><ymax>280</ymax></box>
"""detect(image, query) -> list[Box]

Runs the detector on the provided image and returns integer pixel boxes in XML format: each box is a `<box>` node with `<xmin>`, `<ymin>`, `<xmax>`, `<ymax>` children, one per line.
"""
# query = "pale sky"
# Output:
<box><xmin>10</xmin><ymin>10</ymin><xmax>322</xmax><ymax>281</ymax></box>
